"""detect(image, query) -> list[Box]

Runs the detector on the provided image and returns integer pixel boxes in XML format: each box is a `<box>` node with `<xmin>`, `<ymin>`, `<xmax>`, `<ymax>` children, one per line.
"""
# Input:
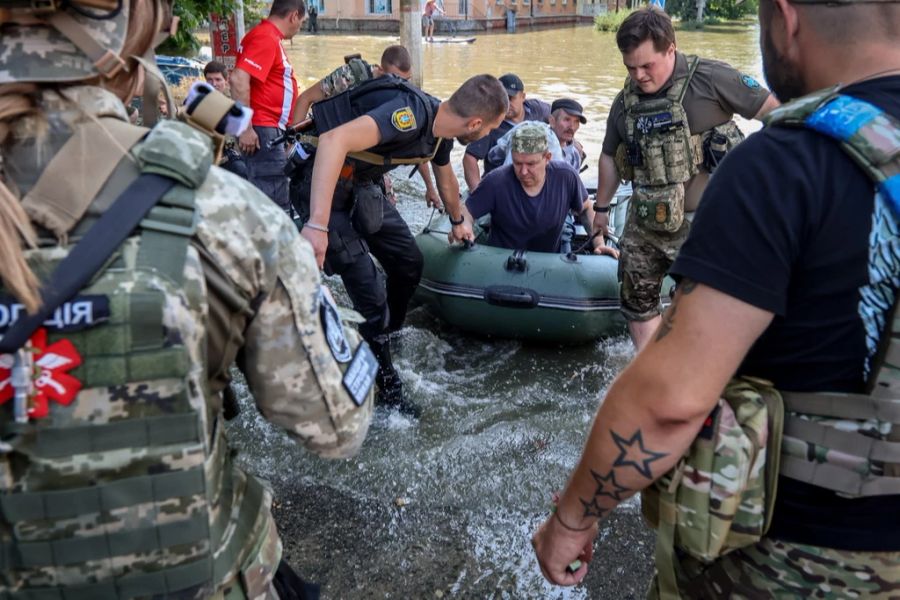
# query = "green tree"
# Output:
<box><xmin>158</xmin><ymin>0</ymin><xmax>238</xmax><ymax>56</ymax></box>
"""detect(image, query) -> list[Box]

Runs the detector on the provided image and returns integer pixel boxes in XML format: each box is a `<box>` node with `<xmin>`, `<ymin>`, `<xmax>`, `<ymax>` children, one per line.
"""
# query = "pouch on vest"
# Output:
<box><xmin>702</xmin><ymin>122</ymin><xmax>745</xmax><ymax>174</ymax></box>
<box><xmin>631</xmin><ymin>182</ymin><xmax>685</xmax><ymax>233</ymax></box>
<box><xmin>324</xmin><ymin>210</ymin><xmax>370</xmax><ymax>276</ymax></box>
<box><xmin>643</xmin><ymin>376</ymin><xmax>784</xmax><ymax>600</ymax></box>
<box><xmin>351</xmin><ymin>180</ymin><xmax>385</xmax><ymax>235</ymax></box>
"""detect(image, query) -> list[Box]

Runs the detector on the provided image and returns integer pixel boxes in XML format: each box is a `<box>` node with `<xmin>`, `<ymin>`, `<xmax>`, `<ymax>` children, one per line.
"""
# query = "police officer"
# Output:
<box><xmin>295</xmin><ymin>74</ymin><xmax>508</xmax><ymax>416</ymax></box>
<box><xmin>592</xmin><ymin>6</ymin><xmax>779</xmax><ymax>350</ymax></box>
<box><xmin>0</xmin><ymin>1</ymin><xmax>373</xmax><ymax>597</ymax></box>
<box><xmin>533</xmin><ymin>0</ymin><xmax>900</xmax><ymax>595</ymax></box>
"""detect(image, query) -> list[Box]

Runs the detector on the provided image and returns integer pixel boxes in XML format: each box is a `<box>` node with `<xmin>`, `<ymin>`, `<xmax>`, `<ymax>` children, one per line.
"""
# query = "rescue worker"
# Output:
<box><xmin>293</xmin><ymin>46</ymin><xmax>444</xmax><ymax>214</ymax></box>
<box><xmin>593</xmin><ymin>6</ymin><xmax>779</xmax><ymax>350</ymax></box>
<box><xmin>294</xmin><ymin>74</ymin><xmax>508</xmax><ymax>416</ymax></box>
<box><xmin>0</xmin><ymin>1</ymin><xmax>373</xmax><ymax>597</ymax></box>
<box><xmin>204</xmin><ymin>60</ymin><xmax>249</xmax><ymax>179</ymax></box>
<box><xmin>533</xmin><ymin>0</ymin><xmax>900</xmax><ymax>595</ymax></box>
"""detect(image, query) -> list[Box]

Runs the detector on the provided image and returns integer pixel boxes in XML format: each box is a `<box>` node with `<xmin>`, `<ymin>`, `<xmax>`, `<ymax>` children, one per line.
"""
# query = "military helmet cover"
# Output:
<box><xmin>510</xmin><ymin>122</ymin><xmax>550</xmax><ymax>154</ymax></box>
<box><xmin>0</xmin><ymin>0</ymin><xmax>130</xmax><ymax>84</ymax></box>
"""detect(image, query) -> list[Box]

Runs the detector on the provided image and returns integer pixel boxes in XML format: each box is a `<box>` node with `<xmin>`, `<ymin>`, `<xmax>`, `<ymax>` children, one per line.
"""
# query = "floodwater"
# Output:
<box><xmin>228</xmin><ymin>23</ymin><xmax>766</xmax><ymax>599</ymax></box>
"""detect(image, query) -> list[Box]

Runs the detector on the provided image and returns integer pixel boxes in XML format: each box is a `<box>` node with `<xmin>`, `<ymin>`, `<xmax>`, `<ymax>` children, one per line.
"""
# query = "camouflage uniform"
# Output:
<box><xmin>604</xmin><ymin>53</ymin><xmax>769</xmax><ymax>321</ymax></box>
<box><xmin>0</xmin><ymin>4</ymin><xmax>372</xmax><ymax>597</ymax></box>
<box><xmin>319</xmin><ymin>58</ymin><xmax>374</xmax><ymax>98</ymax></box>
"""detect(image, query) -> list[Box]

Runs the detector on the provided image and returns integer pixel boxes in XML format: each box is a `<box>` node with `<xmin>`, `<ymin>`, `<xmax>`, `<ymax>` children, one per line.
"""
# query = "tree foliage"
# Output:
<box><xmin>666</xmin><ymin>0</ymin><xmax>757</xmax><ymax>22</ymax></box>
<box><xmin>157</xmin><ymin>0</ymin><xmax>269</xmax><ymax>56</ymax></box>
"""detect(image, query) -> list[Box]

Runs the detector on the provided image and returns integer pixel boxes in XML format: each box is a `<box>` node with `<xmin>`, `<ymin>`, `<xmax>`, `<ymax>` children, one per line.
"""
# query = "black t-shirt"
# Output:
<box><xmin>354</xmin><ymin>85</ymin><xmax>454</xmax><ymax>168</ymax></box>
<box><xmin>670</xmin><ymin>76</ymin><xmax>900</xmax><ymax>551</ymax></box>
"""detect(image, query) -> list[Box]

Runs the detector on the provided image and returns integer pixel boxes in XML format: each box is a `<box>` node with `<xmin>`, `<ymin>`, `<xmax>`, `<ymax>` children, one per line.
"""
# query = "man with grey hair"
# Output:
<box><xmin>461</xmin><ymin>124</ymin><xmax>615</xmax><ymax>256</ymax></box>
<box><xmin>549</xmin><ymin>98</ymin><xmax>588</xmax><ymax>172</ymax></box>
<box><xmin>533</xmin><ymin>0</ymin><xmax>900</xmax><ymax>594</ymax></box>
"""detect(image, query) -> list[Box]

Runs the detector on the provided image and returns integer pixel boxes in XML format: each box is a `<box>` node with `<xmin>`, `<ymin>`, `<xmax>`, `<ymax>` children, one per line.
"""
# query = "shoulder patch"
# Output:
<box><xmin>391</xmin><ymin>107</ymin><xmax>417</xmax><ymax>132</ymax></box>
<box><xmin>740</xmin><ymin>74</ymin><xmax>761</xmax><ymax>89</ymax></box>
<box><xmin>319</xmin><ymin>288</ymin><xmax>353</xmax><ymax>363</ymax></box>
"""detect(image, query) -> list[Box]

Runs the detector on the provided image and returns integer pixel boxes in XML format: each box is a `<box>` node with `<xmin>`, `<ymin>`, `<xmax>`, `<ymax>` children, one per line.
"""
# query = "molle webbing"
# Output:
<box><xmin>297</xmin><ymin>131</ymin><xmax>444</xmax><ymax>167</ymax></box>
<box><xmin>310</xmin><ymin>74</ymin><xmax>440</xmax><ymax>166</ymax></box>
<box><xmin>764</xmin><ymin>91</ymin><xmax>900</xmax><ymax>498</ymax></box>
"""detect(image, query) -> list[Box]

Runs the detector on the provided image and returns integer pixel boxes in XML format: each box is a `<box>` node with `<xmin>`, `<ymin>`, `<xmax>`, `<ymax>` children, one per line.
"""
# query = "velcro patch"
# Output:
<box><xmin>342</xmin><ymin>342</ymin><xmax>377</xmax><ymax>407</ymax></box>
<box><xmin>0</xmin><ymin>295</ymin><xmax>110</xmax><ymax>334</ymax></box>
<box><xmin>391</xmin><ymin>107</ymin><xmax>417</xmax><ymax>132</ymax></box>
<box><xmin>319</xmin><ymin>289</ymin><xmax>353</xmax><ymax>363</ymax></box>
<box><xmin>741</xmin><ymin>74</ymin><xmax>761</xmax><ymax>89</ymax></box>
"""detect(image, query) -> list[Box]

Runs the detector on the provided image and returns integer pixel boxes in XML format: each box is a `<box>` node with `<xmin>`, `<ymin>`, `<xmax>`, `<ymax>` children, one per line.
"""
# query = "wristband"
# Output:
<box><xmin>303</xmin><ymin>222</ymin><xmax>329</xmax><ymax>233</ymax></box>
<box><xmin>593</xmin><ymin>203</ymin><xmax>610</xmax><ymax>214</ymax></box>
<box><xmin>449</xmin><ymin>214</ymin><xmax>465</xmax><ymax>226</ymax></box>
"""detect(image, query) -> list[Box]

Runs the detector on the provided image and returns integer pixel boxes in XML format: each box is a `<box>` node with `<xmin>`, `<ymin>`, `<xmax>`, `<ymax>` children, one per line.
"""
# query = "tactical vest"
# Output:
<box><xmin>619</xmin><ymin>57</ymin><xmax>744</xmax><ymax>233</ymax></box>
<box><xmin>766</xmin><ymin>87</ymin><xmax>900</xmax><ymax>496</ymax></box>
<box><xmin>0</xmin><ymin>120</ymin><xmax>276</xmax><ymax>598</ymax></box>
<box><xmin>308</xmin><ymin>74</ymin><xmax>444</xmax><ymax>179</ymax></box>
<box><xmin>320</xmin><ymin>57</ymin><xmax>375</xmax><ymax>98</ymax></box>
<box><xmin>623</xmin><ymin>56</ymin><xmax>703</xmax><ymax>187</ymax></box>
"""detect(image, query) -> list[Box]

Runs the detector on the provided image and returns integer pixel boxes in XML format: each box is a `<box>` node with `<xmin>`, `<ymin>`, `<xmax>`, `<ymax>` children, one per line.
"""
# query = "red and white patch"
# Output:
<box><xmin>0</xmin><ymin>328</ymin><xmax>83</xmax><ymax>419</ymax></box>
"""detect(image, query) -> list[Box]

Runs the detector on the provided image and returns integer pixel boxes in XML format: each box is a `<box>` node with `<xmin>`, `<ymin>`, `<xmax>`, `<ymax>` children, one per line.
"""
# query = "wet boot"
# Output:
<box><xmin>370</xmin><ymin>338</ymin><xmax>421</xmax><ymax>418</ymax></box>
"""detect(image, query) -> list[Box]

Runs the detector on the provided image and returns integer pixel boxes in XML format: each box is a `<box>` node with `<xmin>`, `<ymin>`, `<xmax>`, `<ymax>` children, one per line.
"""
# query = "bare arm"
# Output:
<box><xmin>230</xmin><ymin>68</ymin><xmax>259</xmax><ymax>154</ymax></box>
<box><xmin>590</xmin><ymin>153</ymin><xmax>621</xmax><ymax>257</ymax></box>
<box><xmin>462</xmin><ymin>153</ymin><xmax>482</xmax><ymax>192</ymax></box>
<box><xmin>754</xmin><ymin>94</ymin><xmax>780</xmax><ymax>120</ymax></box>
<box><xmin>301</xmin><ymin>116</ymin><xmax>382</xmax><ymax>267</ymax></box>
<box><xmin>229</xmin><ymin>67</ymin><xmax>252</xmax><ymax>106</ymax></box>
<box><xmin>293</xmin><ymin>82</ymin><xmax>327</xmax><ymax>125</ymax></box>
<box><xmin>532</xmin><ymin>282</ymin><xmax>773</xmax><ymax>585</ymax></box>
<box><xmin>432</xmin><ymin>161</ymin><xmax>473</xmax><ymax>244</ymax></box>
<box><xmin>418</xmin><ymin>163</ymin><xmax>442</xmax><ymax>210</ymax></box>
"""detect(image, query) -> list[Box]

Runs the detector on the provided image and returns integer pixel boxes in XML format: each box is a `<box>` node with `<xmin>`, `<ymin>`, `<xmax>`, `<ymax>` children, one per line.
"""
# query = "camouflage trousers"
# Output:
<box><xmin>649</xmin><ymin>537</ymin><xmax>900</xmax><ymax>599</ymax></box>
<box><xmin>618</xmin><ymin>213</ymin><xmax>691</xmax><ymax>321</ymax></box>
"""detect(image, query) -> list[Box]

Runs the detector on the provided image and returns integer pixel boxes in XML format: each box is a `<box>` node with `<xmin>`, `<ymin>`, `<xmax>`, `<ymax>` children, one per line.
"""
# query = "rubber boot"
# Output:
<box><xmin>370</xmin><ymin>337</ymin><xmax>421</xmax><ymax>418</ymax></box>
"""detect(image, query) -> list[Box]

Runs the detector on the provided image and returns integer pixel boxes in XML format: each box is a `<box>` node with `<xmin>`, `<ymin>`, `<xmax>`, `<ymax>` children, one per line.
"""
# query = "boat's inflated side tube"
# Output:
<box><xmin>484</xmin><ymin>285</ymin><xmax>540</xmax><ymax>309</ymax></box>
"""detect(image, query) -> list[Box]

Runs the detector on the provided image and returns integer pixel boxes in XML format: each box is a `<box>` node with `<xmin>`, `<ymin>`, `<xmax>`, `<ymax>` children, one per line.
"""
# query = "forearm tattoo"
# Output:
<box><xmin>655</xmin><ymin>279</ymin><xmax>698</xmax><ymax>342</ymax></box>
<box><xmin>579</xmin><ymin>428</ymin><xmax>669</xmax><ymax>521</ymax></box>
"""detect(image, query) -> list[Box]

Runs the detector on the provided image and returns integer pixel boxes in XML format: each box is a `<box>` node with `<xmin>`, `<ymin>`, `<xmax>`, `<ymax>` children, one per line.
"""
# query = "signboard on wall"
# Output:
<box><xmin>210</xmin><ymin>13</ymin><xmax>239</xmax><ymax>69</ymax></box>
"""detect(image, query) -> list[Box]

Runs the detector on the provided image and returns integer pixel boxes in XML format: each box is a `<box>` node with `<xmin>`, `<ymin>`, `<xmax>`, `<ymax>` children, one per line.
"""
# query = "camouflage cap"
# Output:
<box><xmin>0</xmin><ymin>2</ymin><xmax>130</xmax><ymax>84</ymax></box>
<box><xmin>510</xmin><ymin>122</ymin><xmax>549</xmax><ymax>154</ymax></box>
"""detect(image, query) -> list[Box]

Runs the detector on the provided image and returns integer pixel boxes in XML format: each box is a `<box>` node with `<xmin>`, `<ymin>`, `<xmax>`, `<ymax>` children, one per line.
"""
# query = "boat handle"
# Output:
<box><xmin>483</xmin><ymin>285</ymin><xmax>540</xmax><ymax>309</ymax></box>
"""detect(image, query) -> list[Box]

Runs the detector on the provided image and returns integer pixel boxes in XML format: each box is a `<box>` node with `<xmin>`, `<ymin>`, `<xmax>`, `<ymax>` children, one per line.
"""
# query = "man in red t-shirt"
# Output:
<box><xmin>230</xmin><ymin>0</ymin><xmax>306</xmax><ymax>212</ymax></box>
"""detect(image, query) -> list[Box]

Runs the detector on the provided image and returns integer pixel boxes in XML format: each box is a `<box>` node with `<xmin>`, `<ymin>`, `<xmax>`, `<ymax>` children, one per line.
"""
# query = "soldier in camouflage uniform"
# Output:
<box><xmin>532</xmin><ymin>0</ymin><xmax>900</xmax><ymax>596</ymax></box>
<box><xmin>592</xmin><ymin>6</ymin><xmax>778</xmax><ymax>350</ymax></box>
<box><xmin>0</xmin><ymin>1</ymin><xmax>373</xmax><ymax>597</ymax></box>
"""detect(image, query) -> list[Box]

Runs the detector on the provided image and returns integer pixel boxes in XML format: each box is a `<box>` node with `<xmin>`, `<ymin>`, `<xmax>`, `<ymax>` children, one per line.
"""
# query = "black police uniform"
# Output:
<box><xmin>290</xmin><ymin>75</ymin><xmax>453</xmax><ymax>411</ymax></box>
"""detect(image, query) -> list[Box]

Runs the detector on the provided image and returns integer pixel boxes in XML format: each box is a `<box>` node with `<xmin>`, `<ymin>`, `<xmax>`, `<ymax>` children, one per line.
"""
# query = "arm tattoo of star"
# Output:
<box><xmin>580</xmin><ymin>497</ymin><xmax>610</xmax><ymax>520</ymax></box>
<box><xmin>611</xmin><ymin>429</ymin><xmax>668</xmax><ymax>479</ymax></box>
<box><xmin>655</xmin><ymin>278</ymin><xmax>698</xmax><ymax>343</ymax></box>
<box><xmin>591</xmin><ymin>468</ymin><xmax>629</xmax><ymax>501</ymax></box>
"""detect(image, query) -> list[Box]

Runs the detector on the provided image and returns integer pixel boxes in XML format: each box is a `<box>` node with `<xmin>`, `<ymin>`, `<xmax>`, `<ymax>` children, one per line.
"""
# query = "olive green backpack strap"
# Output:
<box><xmin>669</xmin><ymin>55</ymin><xmax>700</xmax><ymax>105</ymax></box>
<box><xmin>133</xmin><ymin>120</ymin><xmax>212</xmax><ymax>286</ymax></box>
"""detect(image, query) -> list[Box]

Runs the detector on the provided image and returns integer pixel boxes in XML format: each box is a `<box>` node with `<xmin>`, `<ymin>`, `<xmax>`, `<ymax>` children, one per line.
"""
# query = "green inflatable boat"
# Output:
<box><xmin>413</xmin><ymin>188</ymin><xmax>673</xmax><ymax>344</ymax></box>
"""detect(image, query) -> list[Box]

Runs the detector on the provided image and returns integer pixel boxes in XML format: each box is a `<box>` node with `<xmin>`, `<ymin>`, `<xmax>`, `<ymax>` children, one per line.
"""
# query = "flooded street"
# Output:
<box><xmin>227</xmin><ymin>23</ymin><xmax>765</xmax><ymax>598</ymax></box>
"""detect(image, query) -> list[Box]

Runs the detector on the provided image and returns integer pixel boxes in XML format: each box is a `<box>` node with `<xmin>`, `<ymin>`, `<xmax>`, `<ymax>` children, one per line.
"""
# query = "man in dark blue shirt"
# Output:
<box><xmin>462</xmin><ymin>124</ymin><xmax>615</xmax><ymax>255</ymax></box>
<box><xmin>532</xmin><ymin>0</ymin><xmax>900</xmax><ymax>594</ymax></box>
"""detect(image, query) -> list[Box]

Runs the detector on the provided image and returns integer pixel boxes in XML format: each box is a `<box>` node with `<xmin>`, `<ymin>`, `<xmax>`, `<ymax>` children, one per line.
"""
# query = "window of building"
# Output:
<box><xmin>458</xmin><ymin>0</ymin><xmax>467</xmax><ymax>13</ymax></box>
<box><xmin>368</xmin><ymin>0</ymin><xmax>392</xmax><ymax>14</ymax></box>
<box><xmin>309</xmin><ymin>0</ymin><xmax>324</xmax><ymax>12</ymax></box>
